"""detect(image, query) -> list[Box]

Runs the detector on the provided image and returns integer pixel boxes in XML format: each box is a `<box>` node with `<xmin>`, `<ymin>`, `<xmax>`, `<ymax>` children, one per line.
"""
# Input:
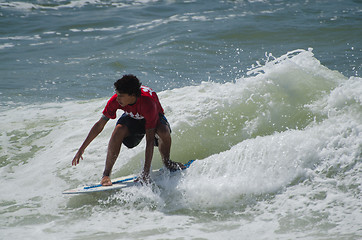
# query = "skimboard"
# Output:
<box><xmin>63</xmin><ymin>160</ymin><xmax>194</xmax><ymax>194</ymax></box>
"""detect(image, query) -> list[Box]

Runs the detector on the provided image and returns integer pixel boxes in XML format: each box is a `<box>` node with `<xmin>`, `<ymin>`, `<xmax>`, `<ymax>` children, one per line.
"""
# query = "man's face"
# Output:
<box><xmin>116</xmin><ymin>91</ymin><xmax>137</xmax><ymax>107</ymax></box>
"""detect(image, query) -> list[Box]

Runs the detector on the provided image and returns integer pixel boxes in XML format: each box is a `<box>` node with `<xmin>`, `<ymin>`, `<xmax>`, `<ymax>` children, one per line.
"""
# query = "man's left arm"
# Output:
<box><xmin>142</xmin><ymin>128</ymin><xmax>156</xmax><ymax>182</ymax></box>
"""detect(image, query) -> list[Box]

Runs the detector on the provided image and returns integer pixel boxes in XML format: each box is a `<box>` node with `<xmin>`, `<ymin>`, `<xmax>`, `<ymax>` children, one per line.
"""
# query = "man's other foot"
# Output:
<box><xmin>101</xmin><ymin>176</ymin><xmax>112</xmax><ymax>186</ymax></box>
<box><xmin>165</xmin><ymin>160</ymin><xmax>185</xmax><ymax>172</ymax></box>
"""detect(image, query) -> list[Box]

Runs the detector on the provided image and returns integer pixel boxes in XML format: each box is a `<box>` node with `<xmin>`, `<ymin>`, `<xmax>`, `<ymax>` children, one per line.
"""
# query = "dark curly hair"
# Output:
<box><xmin>114</xmin><ymin>74</ymin><xmax>142</xmax><ymax>97</ymax></box>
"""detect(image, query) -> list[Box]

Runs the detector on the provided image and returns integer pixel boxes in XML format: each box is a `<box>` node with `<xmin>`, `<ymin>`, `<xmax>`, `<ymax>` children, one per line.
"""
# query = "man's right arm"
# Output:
<box><xmin>72</xmin><ymin>116</ymin><xmax>109</xmax><ymax>166</ymax></box>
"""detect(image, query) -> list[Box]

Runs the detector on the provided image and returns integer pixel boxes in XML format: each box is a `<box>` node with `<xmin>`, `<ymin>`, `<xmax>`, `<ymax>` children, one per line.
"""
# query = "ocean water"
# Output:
<box><xmin>0</xmin><ymin>0</ymin><xmax>361</xmax><ymax>239</ymax></box>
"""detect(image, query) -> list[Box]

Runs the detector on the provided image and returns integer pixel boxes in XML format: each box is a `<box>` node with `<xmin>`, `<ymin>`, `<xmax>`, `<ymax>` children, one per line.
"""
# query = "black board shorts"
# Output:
<box><xmin>116</xmin><ymin>113</ymin><xmax>171</xmax><ymax>149</ymax></box>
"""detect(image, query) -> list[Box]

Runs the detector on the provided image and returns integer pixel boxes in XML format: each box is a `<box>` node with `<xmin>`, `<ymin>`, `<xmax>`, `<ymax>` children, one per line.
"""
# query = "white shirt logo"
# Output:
<box><xmin>125</xmin><ymin>111</ymin><xmax>144</xmax><ymax>120</ymax></box>
<box><xmin>141</xmin><ymin>86</ymin><xmax>154</xmax><ymax>96</ymax></box>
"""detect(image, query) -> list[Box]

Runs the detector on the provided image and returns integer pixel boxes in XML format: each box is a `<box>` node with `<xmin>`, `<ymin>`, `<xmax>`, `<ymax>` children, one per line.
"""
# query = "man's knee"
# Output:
<box><xmin>112</xmin><ymin>124</ymin><xmax>129</xmax><ymax>139</ymax></box>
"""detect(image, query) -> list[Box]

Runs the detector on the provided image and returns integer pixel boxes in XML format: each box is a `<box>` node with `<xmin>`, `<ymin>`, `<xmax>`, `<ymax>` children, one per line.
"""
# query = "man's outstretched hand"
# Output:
<box><xmin>72</xmin><ymin>149</ymin><xmax>84</xmax><ymax>166</ymax></box>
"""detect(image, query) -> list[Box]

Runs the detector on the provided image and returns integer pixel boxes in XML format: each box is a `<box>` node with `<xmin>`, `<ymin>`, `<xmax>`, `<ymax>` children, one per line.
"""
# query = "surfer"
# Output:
<box><xmin>72</xmin><ymin>74</ymin><xmax>184</xmax><ymax>185</ymax></box>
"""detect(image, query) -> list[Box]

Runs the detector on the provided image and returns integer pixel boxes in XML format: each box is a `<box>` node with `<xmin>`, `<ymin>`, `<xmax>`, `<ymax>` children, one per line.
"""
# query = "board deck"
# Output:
<box><xmin>63</xmin><ymin>160</ymin><xmax>194</xmax><ymax>194</ymax></box>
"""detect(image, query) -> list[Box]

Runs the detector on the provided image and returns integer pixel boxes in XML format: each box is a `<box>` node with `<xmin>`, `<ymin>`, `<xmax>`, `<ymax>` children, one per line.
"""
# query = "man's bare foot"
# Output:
<box><xmin>165</xmin><ymin>160</ymin><xmax>185</xmax><ymax>172</ymax></box>
<box><xmin>176</xmin><ymin>162</ymin><xmax>186</xmax><ymax>170</ymax></box>
<box><xmin>101</xmin><ymin>176</ymin><xmax>112</xmax><ymax>186</ymax></box>
<box><xmin>134</xmin><ymin>174</ymin><xmax>151</xmax><ymax>185</ymax></box>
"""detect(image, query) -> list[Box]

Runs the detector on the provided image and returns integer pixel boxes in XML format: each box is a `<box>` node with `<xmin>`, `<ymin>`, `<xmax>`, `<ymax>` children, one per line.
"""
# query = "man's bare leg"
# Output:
<box><xmin>101</xmin><ymin>124</ymin><xmax>129</xmax><ymax>186</ymax></box>
<box><xmin>156</xmin><ymin>123</ymin><xmax>185</xmax><ymax>170</ymax></box>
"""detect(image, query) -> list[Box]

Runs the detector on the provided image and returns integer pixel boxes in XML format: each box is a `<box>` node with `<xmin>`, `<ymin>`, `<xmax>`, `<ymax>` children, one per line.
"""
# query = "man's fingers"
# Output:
<box><xmin>72</xmin><ymin>153</ymin><xmax>84</xmax><ymax>166</ymax></box>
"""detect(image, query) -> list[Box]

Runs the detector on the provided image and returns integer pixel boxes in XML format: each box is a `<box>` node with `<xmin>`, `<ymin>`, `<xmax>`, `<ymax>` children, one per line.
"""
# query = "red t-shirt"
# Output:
<box><xmin>102</xmin><ymin>86</ymin><xmax>164</xmax><ymax>129</ymax></box>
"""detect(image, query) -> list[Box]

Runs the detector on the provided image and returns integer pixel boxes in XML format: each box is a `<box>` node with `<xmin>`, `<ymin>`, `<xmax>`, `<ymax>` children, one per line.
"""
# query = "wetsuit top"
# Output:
<box><xmin>102</xmin><ymin>86</ymin><xmax>164</xmax><ymax>129</ymax></box>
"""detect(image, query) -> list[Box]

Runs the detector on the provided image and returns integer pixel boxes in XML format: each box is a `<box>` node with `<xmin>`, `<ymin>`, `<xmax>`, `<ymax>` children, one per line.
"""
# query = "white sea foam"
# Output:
<box><xmin>0</xmin><ymin>0</ymin><xmax>155</xmax><ymax>12</ymax></box>
<box><xmin>0</xmin><ymin>43</ymin><xmax>14</xmax><ymax>49</ymax></box>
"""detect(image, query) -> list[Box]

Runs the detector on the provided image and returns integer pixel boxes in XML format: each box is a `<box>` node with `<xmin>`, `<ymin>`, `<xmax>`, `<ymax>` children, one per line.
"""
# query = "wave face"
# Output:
<box><xmin>1</xmin><ymin>49</ymin><xmax>361</xmax><ymax>239</ymax></box>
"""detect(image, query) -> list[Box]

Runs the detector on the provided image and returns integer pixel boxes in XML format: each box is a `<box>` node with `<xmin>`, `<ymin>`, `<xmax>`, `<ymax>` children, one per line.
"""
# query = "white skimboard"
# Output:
<box><xmin>63</xmin><ymin>160</ymin><xmax>194</xmax><ymax>194</ymax></box>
